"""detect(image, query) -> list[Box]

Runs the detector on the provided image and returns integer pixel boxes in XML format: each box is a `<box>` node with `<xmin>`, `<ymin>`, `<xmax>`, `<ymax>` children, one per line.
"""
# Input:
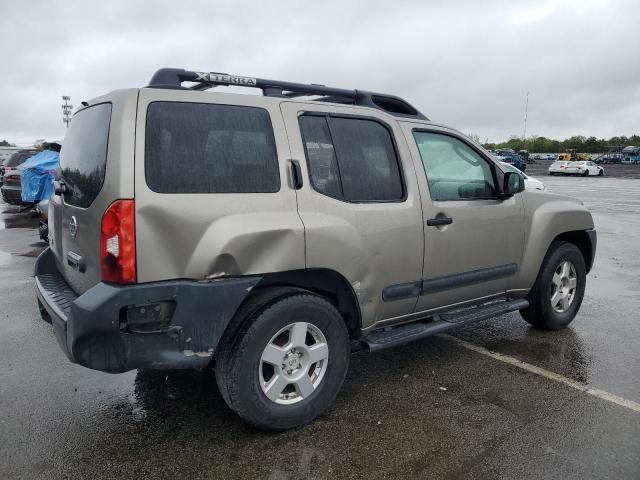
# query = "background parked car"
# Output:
<box><xmin>501</xmin><ymin>162</ymin><xmax>546</xmax><ymax>191</ymax></box>
<box><xmin>548</xmin><ymin>160</ymin><xmax>571</xmax><ymax>175</ymax></box>
<box><xmin>494</xmin><ymin>149</ymin><xmax>526</xmax><ymax>171</ymax></box>
<box><xmin>621</xmin><ymin>146</ymin><xmax>640</xmax><ymax>164</ymax></box>
<box><xmin>1</xmin><ymin>151</ymin><xmax>35</xmax><ymax>205</ymax></box>
<box><xmin>563</xmin><ymin>161</ymin><xmax>604</xmax><ymax>176</ymax></box>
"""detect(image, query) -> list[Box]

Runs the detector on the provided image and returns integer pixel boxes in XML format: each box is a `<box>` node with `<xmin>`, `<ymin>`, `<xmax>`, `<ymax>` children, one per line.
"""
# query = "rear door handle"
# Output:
<box><xmin>54</xmin><ymin>180</ymin><xmax>67</xmax><ymax>195</ymax></box>
<box><xmin>426</xmin><ymin>217</ymin><xmax>453</xmax><ymax>227</ymax></box>
<box><xmin>288</xmin><ymin>160</ymin><xmax>303</xmax><ymax>190</ymax></box>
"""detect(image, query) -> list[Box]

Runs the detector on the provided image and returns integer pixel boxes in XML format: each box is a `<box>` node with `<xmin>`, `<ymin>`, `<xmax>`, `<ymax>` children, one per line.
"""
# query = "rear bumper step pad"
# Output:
<box><xmin>362</xmin><ymin>299</ymin><xmax>529</xmax><ymax>352</ymax></box>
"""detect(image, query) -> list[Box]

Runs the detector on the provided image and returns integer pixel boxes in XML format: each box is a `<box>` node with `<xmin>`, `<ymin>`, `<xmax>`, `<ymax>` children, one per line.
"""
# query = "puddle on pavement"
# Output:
<box><xmin>0</xmin><ymin>207</ymin><xmax>39</xmax><ymax>230</ymax></box>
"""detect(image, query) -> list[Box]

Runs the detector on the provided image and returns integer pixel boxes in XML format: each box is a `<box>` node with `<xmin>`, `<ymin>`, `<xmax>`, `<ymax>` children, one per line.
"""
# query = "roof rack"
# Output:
<box><xmin>147</xmin><ymin>68</ymin><xmax>428</xmax><ymax>120</ymax></box>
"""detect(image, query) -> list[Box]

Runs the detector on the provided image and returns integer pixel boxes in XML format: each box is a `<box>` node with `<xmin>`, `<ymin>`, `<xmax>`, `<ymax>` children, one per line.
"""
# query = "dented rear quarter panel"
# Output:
<box><xmin>512</xmin><ymin>190</ymin><xmax>595</xmax><ymax>290</ymax></box>
<box><xmin>134</xmin><ymin>88</ymin><xmax>305</xmax><ymax>282</ymax></box>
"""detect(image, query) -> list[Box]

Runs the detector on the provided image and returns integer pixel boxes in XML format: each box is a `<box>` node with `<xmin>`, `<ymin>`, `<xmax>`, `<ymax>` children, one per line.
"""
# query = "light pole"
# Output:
<box><xmin>61</xmin><ymin>96</ymin><xmax>73</xmax><ymax>128</ymax></box>
<box><xmin>523</xmin><ymin>91</ymin><xmax>529</xmax><ymax>149</ymax></box>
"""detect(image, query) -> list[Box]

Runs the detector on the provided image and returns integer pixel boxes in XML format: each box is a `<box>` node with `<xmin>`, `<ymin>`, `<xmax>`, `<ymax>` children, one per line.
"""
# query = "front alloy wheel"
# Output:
<box><xmin>520</xmin><ymin>241</ymin><xmax>586</xmax><ymax>330</ymax></box>
<box><xmin>550</xmin><ymin>261</ymin><xmax>577</xmax><ymax>313</ymax></box>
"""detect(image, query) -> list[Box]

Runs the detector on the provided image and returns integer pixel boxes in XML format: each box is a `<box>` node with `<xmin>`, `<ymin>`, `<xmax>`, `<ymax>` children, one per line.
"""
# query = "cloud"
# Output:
<box><xmin>0</xmin><ymin>0</ymin><xmax>638</xmax><ymax>145</ymax></box>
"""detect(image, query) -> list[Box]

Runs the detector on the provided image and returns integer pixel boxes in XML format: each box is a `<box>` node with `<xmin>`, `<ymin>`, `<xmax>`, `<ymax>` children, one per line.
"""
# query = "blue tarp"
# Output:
<box><xmin>18</xmin><ymin>150</ymin><xmax>59</xmax><ymax>203</ymax></box>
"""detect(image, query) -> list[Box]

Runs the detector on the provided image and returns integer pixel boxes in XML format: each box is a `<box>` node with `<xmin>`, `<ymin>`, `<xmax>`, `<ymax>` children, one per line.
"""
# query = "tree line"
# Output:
<box><xmin>481</xmin><ymin>134</ymin><xmax>640</xmax><ymax>153</ymax></box>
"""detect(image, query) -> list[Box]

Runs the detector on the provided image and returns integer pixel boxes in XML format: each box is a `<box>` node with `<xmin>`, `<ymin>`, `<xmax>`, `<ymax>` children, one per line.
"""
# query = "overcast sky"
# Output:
<box><xmin>1</xmin><ymin>0</ymin><xmax>638</xmax><ymax>146</ymax></box>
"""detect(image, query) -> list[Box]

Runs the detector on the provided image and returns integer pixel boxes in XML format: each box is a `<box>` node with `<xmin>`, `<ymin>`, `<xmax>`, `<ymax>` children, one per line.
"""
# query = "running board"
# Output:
<box><xmin>361</xmin><ymin>299</ymin><xmax>529</xmax><ymax>352</ymax></box>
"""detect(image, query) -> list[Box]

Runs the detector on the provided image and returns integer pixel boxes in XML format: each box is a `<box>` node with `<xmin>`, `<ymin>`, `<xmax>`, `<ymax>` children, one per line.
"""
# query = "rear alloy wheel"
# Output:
<box><xmin>520</xmin><ymin>241</ymin><xmax>586</xmax><ymax>330</ymax></box>
<box><xmin>215</xmin><ymin>292</ymin><xmax>350</xmax><ymax>431</ymax></box>
<box><xmin>259</xmin><ymin>322</ymin><xmax>329</xmax><ymax>404</ymax></box>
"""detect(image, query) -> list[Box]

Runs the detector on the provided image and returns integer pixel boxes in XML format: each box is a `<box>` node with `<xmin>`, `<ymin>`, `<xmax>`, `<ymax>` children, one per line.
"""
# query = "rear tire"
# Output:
<box><xmin>520</xmin><ymin>241</ymin><xmax>586</xmax><ymax>330</ymax></box>
<box><xmin>215</xmin><ymin>291</ymin><xmax>350</xmax><ymax>431</ymax></box>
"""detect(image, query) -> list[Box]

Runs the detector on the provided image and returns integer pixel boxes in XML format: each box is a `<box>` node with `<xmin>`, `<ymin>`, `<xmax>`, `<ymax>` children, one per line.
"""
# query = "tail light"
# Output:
<box><xmin>101</xmin><ymin>199</ymin><xmax>136</xmax><ymax>284</ymax></box>
<box><xmin>5</xmin><ymin>174</ymin><xmax>19</xmax><ymax>181</ymax></box>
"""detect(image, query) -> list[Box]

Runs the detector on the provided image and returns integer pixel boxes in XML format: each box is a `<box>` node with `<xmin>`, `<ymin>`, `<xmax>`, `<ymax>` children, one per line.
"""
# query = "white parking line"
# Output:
<box><xmin>442</xmin><ymin>335</ymin><xmax>640</xmax><ymax>414</ymax></box>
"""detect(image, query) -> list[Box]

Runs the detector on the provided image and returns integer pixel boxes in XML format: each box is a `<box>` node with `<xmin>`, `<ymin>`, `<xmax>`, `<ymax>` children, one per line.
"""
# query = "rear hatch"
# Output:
<box><xmin>49</xmin><ymin>91</ymin><xmax>137</xmax><ymax>294</ymax></box>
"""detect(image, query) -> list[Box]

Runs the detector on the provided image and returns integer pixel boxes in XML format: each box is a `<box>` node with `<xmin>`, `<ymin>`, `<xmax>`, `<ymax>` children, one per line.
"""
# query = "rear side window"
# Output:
<box><xmin>299</xmin><ymin>115</ymin><xmax>404</xmax><ymax>202</ymax></box>
<box><xmin>60</xmin><ymin>103</ymin><xmax>112</xmax><ymax>208</ymax></box>
<box><xmin>145</xmin><ymin>102</ymin><xmax>280</xmax><ymax>193</ymax></box>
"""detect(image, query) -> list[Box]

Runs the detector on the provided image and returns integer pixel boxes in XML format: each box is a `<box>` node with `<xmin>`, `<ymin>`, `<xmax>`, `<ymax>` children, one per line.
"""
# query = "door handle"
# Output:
<box><xmin>54</xmin><ymin>180</ymin><xmax>67</xmax><ymax>195</ymax></box>
<box><xmin>288</xmin><ymin>160</ymin><xmax>303</xmax><ymax>190</ymax></box>
<box><xmin>426</xmin><ymin>217</ymin><xmax>453</xmax><ymax>227</ymax></box>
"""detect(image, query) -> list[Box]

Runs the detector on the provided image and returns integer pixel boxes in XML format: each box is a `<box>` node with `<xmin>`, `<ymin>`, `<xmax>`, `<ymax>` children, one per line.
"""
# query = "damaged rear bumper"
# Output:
<box><xmin>34</xmin><ymin>247</ymin><xmax>259</xmax><ymax>373</ymax></box>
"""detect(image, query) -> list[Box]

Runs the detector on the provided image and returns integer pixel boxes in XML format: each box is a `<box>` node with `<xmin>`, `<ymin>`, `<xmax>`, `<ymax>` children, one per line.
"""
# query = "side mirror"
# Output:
<box><xmin>501</xmin><ymin>171</ymin><xmax>524</xmax><ymax>197</ymax></box>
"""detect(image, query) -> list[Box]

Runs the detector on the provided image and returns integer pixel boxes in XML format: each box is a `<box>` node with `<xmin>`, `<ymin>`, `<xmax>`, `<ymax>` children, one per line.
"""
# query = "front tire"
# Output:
<box><xmin>520</xmin><ymin>241</ymin><xmax>586</xmax><ymax>330</ymax></box>
<box><xmin>215</xmin><ymin>292</ymin><xmax>350</xmax><ymax>431</ymax></box>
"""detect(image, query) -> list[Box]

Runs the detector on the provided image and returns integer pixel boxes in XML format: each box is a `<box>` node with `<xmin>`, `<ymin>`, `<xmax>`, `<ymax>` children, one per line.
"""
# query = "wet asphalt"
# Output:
<box><xmin>0</xmin><ymin>177</ymin><xmax>639</xmax><ymax>479</ymax></box>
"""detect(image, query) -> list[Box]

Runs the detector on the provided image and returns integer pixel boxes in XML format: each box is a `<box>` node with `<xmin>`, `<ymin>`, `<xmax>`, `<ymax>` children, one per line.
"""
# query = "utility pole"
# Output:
<box><xmin>61</xmin><ymin>96</ymin><xmax>73</xmax><ymax>128</ymax></box>
<box><xmin>523</xmin><ymin>91</ymin><xmax>529</xmax><ymax>149</ymax></box>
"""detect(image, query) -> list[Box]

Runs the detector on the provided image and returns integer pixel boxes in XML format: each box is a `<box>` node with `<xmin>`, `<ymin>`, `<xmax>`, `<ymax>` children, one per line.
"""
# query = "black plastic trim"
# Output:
<box><xmin>586</xmin><ymin>228</ymin><xmax>597</xmax><ymax>273</ymax></box>
<box><xmin>421</xmin><ymin>264</ymin><xmax>517</xmax><ymax>295</ymax></box>
<box><xmin>382</xmin><ymin>263</ymin><xmax>518</xmax><ymax>302</ymax></box>
<box><xmin>426</xmin><ymin>217</ymin><xmax>453</xmax><ymax>227</ymax></box>
<box><xmin>35</xmin><ymin>248</ymin><xmax>260</xmax><ymax>373</ymax></box>
<box><xmin>382</xmin><ymin>281</ymin><xmax>422</xmax><ymax>301</ymax></box>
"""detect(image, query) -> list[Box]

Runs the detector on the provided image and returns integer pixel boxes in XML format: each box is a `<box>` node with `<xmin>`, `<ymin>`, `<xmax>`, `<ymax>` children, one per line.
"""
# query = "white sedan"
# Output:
<box><xmin>548</xmin><ymin>161</ymin><xmax>571</xmax><ymax>175</ymax></box>
<box><xmin>563</xmin><ymin>161</ymin><xmax>604</xmax><ymax>176</ymax></box>
<box><xmin>501</xmin><ymin>162</ymin><xmax>546</xmax><ymax>191</ymax></box>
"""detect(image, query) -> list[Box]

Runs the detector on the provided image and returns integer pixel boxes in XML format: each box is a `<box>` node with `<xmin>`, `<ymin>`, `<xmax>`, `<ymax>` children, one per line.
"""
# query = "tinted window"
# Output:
<box><xmin>413</xmin><ymin>132</ymin><xmax>496</xmax><ymax>201</ymax></box>
<box><xmin>299</xmin><ymin>116</ymin><xmax>343</xmax><ymax>198</ymax></box>
<box><xmin>299</xmin><ymin>115</ymin><xmax>403</xmax><ymax>202</ymax></box>
<box><xmin>6</xmin><ymin>152</ymin><xmax>34</xmax><ymax>168</ymax></box>
<box><xmin>145</xmin><ymin>102</ymin><xmax>280</xmax><ymax>193</ymax></box>
<box><xmin>60</xmin><ymin>103</ymin><xmax>112</xmax><ymax>208</ymax></box>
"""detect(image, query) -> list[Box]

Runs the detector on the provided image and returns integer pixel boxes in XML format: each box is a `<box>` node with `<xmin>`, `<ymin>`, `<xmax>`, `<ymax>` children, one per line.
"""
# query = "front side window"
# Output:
<box><xmin>145</xmin><ymin>102</ymin><xmax>280</xmax><ymax>193</ymax></box>
<box><xmin>299</xmin><ymin>115</ymin><xmax>404</xmax><ymax>202</ymax></box>
<box><xmin>413</xmin><ymin>132</ymin><xmax>496</xmax><ymax>201</ymax></box>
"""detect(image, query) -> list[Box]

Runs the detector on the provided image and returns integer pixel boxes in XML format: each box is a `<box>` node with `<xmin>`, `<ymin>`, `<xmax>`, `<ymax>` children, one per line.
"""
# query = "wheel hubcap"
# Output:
<box><xmin>259</xmin><ymin>322</ymin><xmax>329</xmax><ymax>405</ymax></box>
<box><xmin>550</xmin><ymin>260</ymin><xmax>577</xmax><ymax>313</ymax></box>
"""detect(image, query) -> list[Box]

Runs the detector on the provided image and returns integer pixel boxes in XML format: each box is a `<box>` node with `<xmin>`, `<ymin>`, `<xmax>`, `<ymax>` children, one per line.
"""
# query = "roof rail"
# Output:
<box><xmin>147</xmin><ymin>68</ymin><xmax>428</xmax><ymax>120</ymax></box>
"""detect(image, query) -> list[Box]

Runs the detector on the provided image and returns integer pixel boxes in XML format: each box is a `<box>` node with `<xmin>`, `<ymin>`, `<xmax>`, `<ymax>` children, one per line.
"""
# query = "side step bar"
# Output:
<box><xmin>361</xmin><ymin>299</ymin><xmax>529</xmax><ymax>352</ymax></box>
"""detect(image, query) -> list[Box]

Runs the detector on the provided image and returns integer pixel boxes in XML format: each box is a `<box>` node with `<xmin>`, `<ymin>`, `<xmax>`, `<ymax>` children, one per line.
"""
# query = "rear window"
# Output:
<box><xmin>145</xmin><ymin>102</ymin><xmax>280</xmax><ymax>193</ymax></box>
<box><xmin>5</xmin><ymin>152</ymin><xmax>34</xmax><ymax>168</ymax></box>
<box><xmin>60</xmin><ymin>103</ymin><xmax>112</xmax><ymax>208</ymax></box>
